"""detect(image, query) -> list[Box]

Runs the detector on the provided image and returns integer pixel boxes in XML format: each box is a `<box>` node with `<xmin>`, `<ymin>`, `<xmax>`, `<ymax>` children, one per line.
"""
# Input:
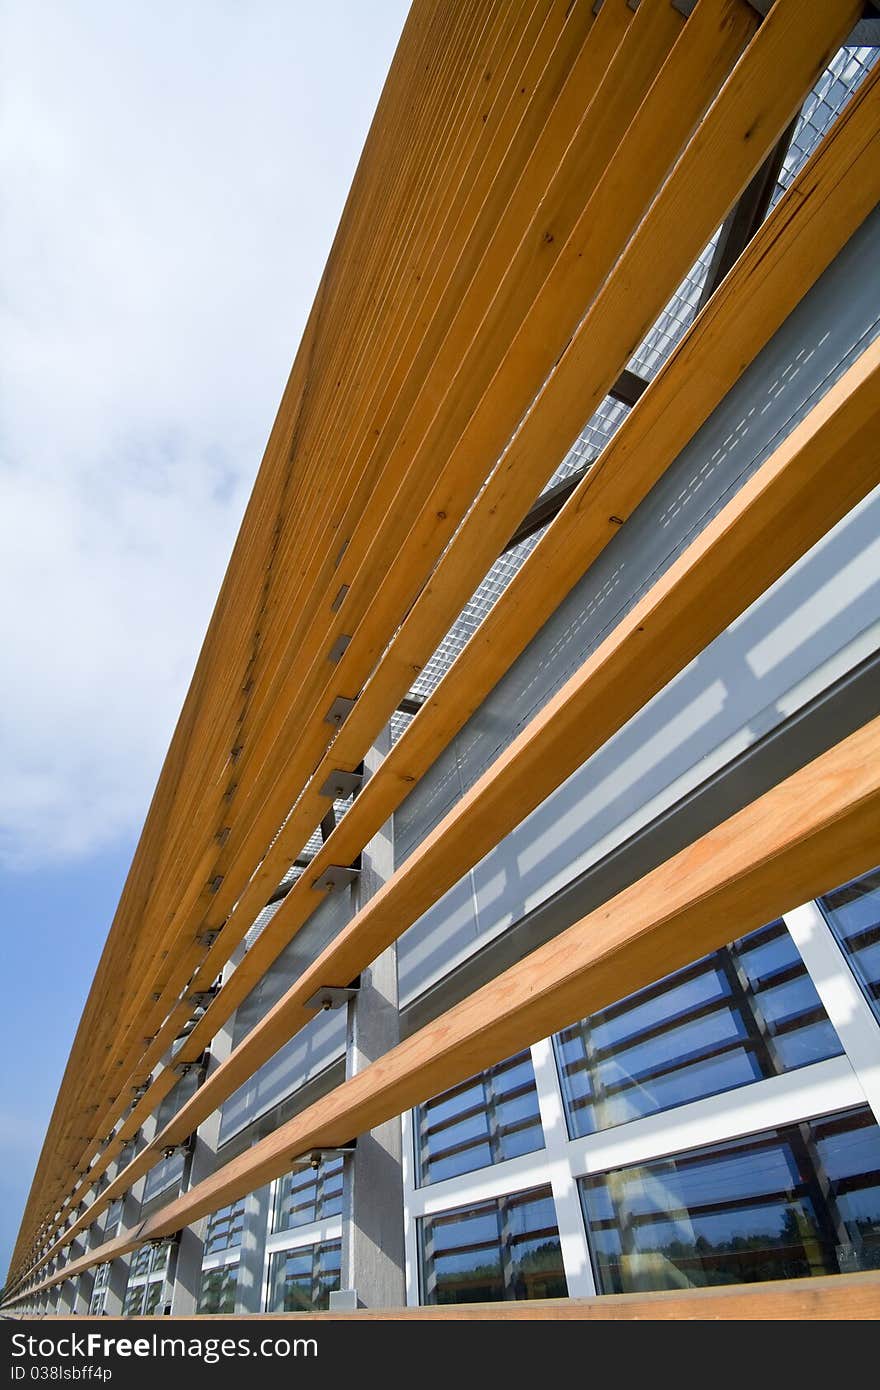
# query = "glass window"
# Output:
<box><xmin>415</xmin><ymin>1051</ymin><xmax>544</xmax><ymax>1186</ymax></box>
<box><xmin>89</xmin><ymin>1264</ymin><xmax>109</xmax><ymax>1317</ymax></box>
<box><xmin>555</xmin><ymin>919</ymin><xmax>841</xmax><ymax>1137</ymax></box>
<box><xmin>419</xmin><ymin>1184</ymin><xmax>566</xmax><ymax>1305</ymax></box>
<box><xmin>123</xmin><ymin>1243</ymin><xmax>170</xmax><ymax>1316</ymax></box>
<box><xmin>819</xmin><ymin>866</ymin><xmax>880</xmax><ymax>1022</ymax></box>
<box><xmin>580</xmin><ymin>1105</ymin><xmax>880</xmax><ymax>1295</ymax></box>
<box><xmin>267</xmin><ymin>1240</ymin><xmax>341</xmax><ymax>1313</ymax></box>
<box><xmin>204</xmin><ymin>1201</ymin><xmax>244</xmax><ymax>1255</ymax></box>
<box><xmin>273</xmin><ymin>1155</ymin><xmax>343</xmax><ymax>1233</ymax></box>
<box><xmin>197</xmin><ymin>1262</ymin><xmax>238</xmax><ymax>1314</ymax></box>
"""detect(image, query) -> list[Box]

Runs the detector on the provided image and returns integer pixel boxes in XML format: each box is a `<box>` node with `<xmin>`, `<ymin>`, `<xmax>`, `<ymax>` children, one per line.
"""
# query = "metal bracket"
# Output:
<box><xmin>174</xmin><ymin>1060</ymin><xmax>200</xmax><ymax>1077</ymax></box>
<box><xmin>289</xmin><ymin>1145</ymin><xmax>356</xmax><ymax>1170</ymax></box>
<box><xmin>331</xmin><ymin>583</ymin><xmax>349</xmax><ymax>613</ymax></box>
<box><xmin>304</xmin><ymin>985</ymin><xmax>359</xmax><ymax>1013</ymax></box>
<box><xmin>185</xmin><ymin>990</ymin><xmax>217</xmax><ymax>1011</ymax></box>
<box><xmin>197</xmin><ymin>927</ymin><xmax>222</xmax><ymax>948</ymax></box>
<box><xmin>160</xmin><ymin>1140</ymin><xmax>191</xmax><ymax>1160</ymax></box>
<box><xmin>324</xmin><ymin>695</ymin><xmax>357</xmax><ymax>727</ymax></box>
<box><xmin>327</xmin><ymin>633</ymin><xmax>352</xmax><ymax>663</ymax></box>
<box><xmin>311</xmin><ymin>864</ymin><xmax>360</xmax><ymax>893</ymax></box>
<box><xmin>319</xmin><ymin>768</ymin><xmax>364</xmax><ymax>800</ymax></box>
<box><xmin>131</xmin><ymin>1084</ymin><xmax>149</xmax><ymax>1101</ymax></box>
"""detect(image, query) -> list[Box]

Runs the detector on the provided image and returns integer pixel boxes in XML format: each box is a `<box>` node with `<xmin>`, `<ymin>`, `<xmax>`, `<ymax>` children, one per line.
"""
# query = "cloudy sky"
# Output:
<box><xmin>0</xmin><ymin>0</ymin><xmax>409</xmax><ymax>1280</ymax></box>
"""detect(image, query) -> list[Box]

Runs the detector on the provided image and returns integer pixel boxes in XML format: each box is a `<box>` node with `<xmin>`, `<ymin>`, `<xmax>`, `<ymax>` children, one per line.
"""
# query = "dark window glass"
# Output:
<box><xmin>197</xmin><ymin>1262</ymin><xmax>238</xmax><ymax>1314</ymax></box>
<box><xmin>819</xmin><ymin>866</ymin><xmax>880</xmax><ymax>1022</ymax></box>
<box><xmin>419</xmin><ymin>1184</ymin><xmax>566</xmax><ymax>1305</ymax></box>
<box><xmin>555</xmin><ymin>919</ymin><xmax>841</xmax><ymax>1137</ymax></box>
<box><xmin>122</xmin><ymin>1284</ymin><xmax>143</xmax><ymax>1316</ymax></box>
<box><xmin>204</xmin><ymin>1201</ymin><xmax>244</xmax><ymax>1255</ymax></box>
<box><xmin>580</xmin><ymin>1105</ymin><xmax>880</xmax><ymax>1294</ymax></box>
<box><xmin>415</xmin><ymin>1051</ymin><xmax>544</xmax><ymax>1186</ymax></box>
<box><xmin>267</xmin><ymin>1240</ymin><xmax>341</xmax><ymax>1313</ymax></box>
<box><xmin>89</xmin><ymin>1265</ymin><xmax>109</xmax><ymax>1317</ymax></box>
<box><xmin>273</xmin><ymin>1155</ymin><xmax>344</xmax><ymax>1233</ymax></box>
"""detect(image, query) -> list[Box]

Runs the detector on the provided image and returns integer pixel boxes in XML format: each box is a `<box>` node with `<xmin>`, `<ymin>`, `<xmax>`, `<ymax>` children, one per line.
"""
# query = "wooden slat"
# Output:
<box><xmin>14</xmin><ymin>710</ymin><xmax>880</xmax><ymax>1296</ymax></box>
<box><xmin>14</xmin><ymin>1273</ymin><xmax>880</xmax><ymax>1320</ymax></box>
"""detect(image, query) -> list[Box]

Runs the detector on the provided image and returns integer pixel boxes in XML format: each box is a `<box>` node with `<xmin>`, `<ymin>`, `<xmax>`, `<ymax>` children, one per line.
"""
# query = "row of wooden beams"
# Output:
<box><xmin>29</xmin><ymin>324</ymin><xmax>880</xmax><ymax>1281</ymax></box>
<box><xmin>12</xmin><ymin>710</ymin><xmax>880</xmax><ymax>1300</ymax></box>
<box><xmin>18</xmin><ymin>0</ymin><xmax>617</xmax><ymax>1256</ymax></box>
<box><xmin>79</xmin><ymin>0</ymin><xmax>664</xmax><ymax>1138</ymax></box>
<box><xmin>25</xmin><ymin>37</ymin><xmax>880</xmax><ymax>1277</ymax></box>
<box><xmin>10</xmin><ymin>0</ymin><xmax>576</xmax><ymax>1267</ymax></box>
<box><xmin>11</xmin><ymin>0</ymin><xmax>856</xmax><ymax>1273</ymax></box>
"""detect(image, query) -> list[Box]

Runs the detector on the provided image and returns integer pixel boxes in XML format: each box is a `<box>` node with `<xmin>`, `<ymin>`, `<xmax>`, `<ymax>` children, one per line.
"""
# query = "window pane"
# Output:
<box><xmin>273</xmin><ymin>1155</ymin><xmax>344</xmax><ymax>1233</ymax></box>
<box><xmin>580</xmin><ymin>1105</ymin><xmax>880</xmax><ymax>1294</ymax></box>
<box><xmin>415</xmin><ymin>1051</ymin><xmax>544</xmax><ymax>1186</ymax></box>
<box><xmin>122</xmin><ymin>1283</ymin><xmax>144</xmax><ymax>1316</ymax></box>
<box><xmin>419</xmin><ymin>1184</ymin><xmax>566</xmax><ymax>1305</ymax></box>
<box><xmin>204</xmin><ymin>1201</ymin><xmax>244</xmax><ymax>1255</ymax></box>
<box><xmin>197</xmin><ymin>1263</ymin><xmax>238</xmax><ymax>1314</ymax></box>
<box><xmin>555</xmin><ymin>920</ymin><xmax>841</xmax><ymax>1138</ymax></box>
<box><xmin>820</xmin><ymin>866</ymin><xmax>880</xmax><ymax>1022</ymax></box>
<box><xmin>267</xmin><ymin>1241</ymin><xmax>341</xmax><ymax>1313</ymax></box>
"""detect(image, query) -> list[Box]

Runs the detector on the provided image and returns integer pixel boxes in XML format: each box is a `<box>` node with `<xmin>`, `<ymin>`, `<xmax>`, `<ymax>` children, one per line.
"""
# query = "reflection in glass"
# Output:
<box><xmin>820</xmin><ymin>866</ymin><xmax>880</xmax><ymax>1022</ymax></box>
<box><xmin>204</xmin><ymin>1201</ymin><xmax>244</xmax><ymax>1255</ymax></box>
<box><xmin>267</xmin><ymin>1240</ymin><xmax>341</xmax><ymax>1312</ymax></box>
<box><xmin>273</xmin><ymin>1155</ymin><xmax>343</xmax><ymax>1233</ymax></box>
<box><xmin>555</xmin><ymin>919</ymin><xmax>841</xmax><ymax>1137</ymax></box>
<box><xmin>415</xmin><ymin>1051</ymin><xmax>544</xmax><ymax>1186</ymax></box>
<box><xmin>197</xmin><ymin>1262</ymin><xmax>238</xmax><ymax>1314</ymax></box>
<box><xmin>419</xmin><ymin>1185</ymin><xmax>566</xmax><ymax>1305</ymax></box>
<box><xmin>580</xmin><ymin>1106</ymin><xmax>880</xmax><ymax>1294</ymax></box>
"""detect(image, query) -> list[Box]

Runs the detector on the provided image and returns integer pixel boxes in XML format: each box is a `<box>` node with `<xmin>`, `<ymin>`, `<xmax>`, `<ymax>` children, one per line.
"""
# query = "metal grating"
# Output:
<box><xmin>770</xmin><ymin>45</ymin><xmax>880</xmax><ymax>209</ymax></box>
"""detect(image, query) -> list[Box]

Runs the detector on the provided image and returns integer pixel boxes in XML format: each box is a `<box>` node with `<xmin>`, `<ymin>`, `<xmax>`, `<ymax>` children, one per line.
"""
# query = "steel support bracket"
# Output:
<box><xmin>311</xmin><ymin>864</ymin><xmax>360</xmax><ymax>893</ymax></box>
<box><xmin>304</xmin><ymin>985</ymin><xmax>359</xmax><ymax>1013</ymax></box>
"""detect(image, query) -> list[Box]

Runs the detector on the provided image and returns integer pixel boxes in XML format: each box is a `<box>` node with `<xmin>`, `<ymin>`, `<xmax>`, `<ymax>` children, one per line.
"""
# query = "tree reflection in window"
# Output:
<box><xmin>419</xmin><ymin>1185</ymin><xmax>566</xmax><ymax>1304</ymax></box>
<box><xmin>580</xmin><ymin>1106</ymin><xmax>880</xmax><ymax>1294</ymax></box>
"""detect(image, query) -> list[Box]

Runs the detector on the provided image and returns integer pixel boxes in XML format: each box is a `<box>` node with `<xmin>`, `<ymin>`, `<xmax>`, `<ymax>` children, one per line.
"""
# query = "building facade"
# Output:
<box><xmin>11</xmin><ymin>36</ymin><xmax>880</xmax><ymax>1318</ymax></box>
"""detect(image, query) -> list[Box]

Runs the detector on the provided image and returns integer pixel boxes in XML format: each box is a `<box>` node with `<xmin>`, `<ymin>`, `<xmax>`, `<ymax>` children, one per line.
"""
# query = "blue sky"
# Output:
<box><xmin>0</xmin><ymin>0</ymin><xmax>409</xmax><ymax>1280</ymax></box>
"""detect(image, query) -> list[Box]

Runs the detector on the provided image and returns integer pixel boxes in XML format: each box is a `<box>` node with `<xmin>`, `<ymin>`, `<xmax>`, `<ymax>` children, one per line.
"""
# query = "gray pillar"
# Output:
<box><xmin>170</xmin><ymin>996</ymin><xmax>237</xmax><ymax>1315</ymax></box>
<box><xmin>104</xmin><ymin>1111</ymin><xmax>158</xmax><ymax>1315</ymax></box>
<box><xmin>235</xmin><ymin>1184</ymin><xmax>271</xmax><ymax>1313</ymax></box>
<box><xmin>338</xmin><ymin>732</ymin><xmax>406</xmax><ymax>1309</ymax></box>
<box><xmin>73</xmin><ymin>1219</ymin><xmax>96</xmax><ymax>1314</ymax></box>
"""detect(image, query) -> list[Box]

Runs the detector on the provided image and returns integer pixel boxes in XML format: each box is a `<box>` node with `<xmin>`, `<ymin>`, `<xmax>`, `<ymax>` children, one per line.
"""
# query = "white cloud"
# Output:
<box><xmin>0</xmin><ymin>0</ymin><xmax>409</xmax><ymax>868</ymax></box>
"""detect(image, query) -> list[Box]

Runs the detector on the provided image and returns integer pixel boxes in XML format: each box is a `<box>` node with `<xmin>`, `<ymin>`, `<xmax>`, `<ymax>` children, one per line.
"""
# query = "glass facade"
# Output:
<box><xmin>267</xmin><ymin>1240</ymin><xmax>341</xmax><ymax>1313</ymax></box>
<box><xmin>580</xmin><ymin>1106</ymin><xmax>880</xmax><ymax>1295</ymax></box>
<box><xmin>820</xmin><ymin>866</ymin><xmax>880</xmax><ymax>1023</ymax></box>
<box><xmin>197</xmin><ymin>1262</ymin><xmax>238</xmax><ymax>1314</ymax></box>
<box><xmin>555</xmin><ymin>919</ymin><xmax>841</xmax><ymax>1137</ymax></box>
<box><xmin>204</xmin><ymin>1200</ymin><xmax>244</xmax><ymax>1256</ymax></box>
<box><xmin>273</xmin><ymin>1155</ymin><xmax>344</xmax><ymax>1233</ymax></box>
<box><xmin>415</xmin><ymin>1051</ymin><xmax>544</xmax><ymax>1186</ymax></box>
<box><xmin>418</xmin><ymin>1185</ymin><xmax>566</xmax><ymax>1305</ymax></box>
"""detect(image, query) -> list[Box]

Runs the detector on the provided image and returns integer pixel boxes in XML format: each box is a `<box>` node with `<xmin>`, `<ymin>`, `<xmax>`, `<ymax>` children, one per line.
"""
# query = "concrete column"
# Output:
<box><xmin>170</xmin><ymin>997</ymin><xmax>237</xmax><ymax>1315</ymax></box>
<box><xmin>72</xmin><ymin>1219</ymin><xmax>97</xmax><ymax>1314</ymax></box>
<box><xmin>235</xmin><ymin>1184</ymin><xmax>271</xmax><ymax>1313</ymax></box>
<box><xmin>338</xmin><ymin>731</ymin><xmax>406</xmax><ymax>1309</ymax></box>
<box><xmin>104</xmin><ymin>1111</ymin><xmax>158</xmax><ymax>1315</ymax></box>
